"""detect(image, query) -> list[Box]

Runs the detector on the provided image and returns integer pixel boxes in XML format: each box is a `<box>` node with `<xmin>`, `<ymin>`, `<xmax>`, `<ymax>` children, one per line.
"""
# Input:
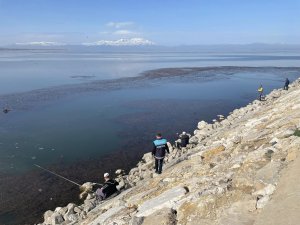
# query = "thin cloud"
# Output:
<box><xmin>15</xmin><ymin>41</ymin><xmax>66</xmax><ymax>46</ymax></box>
<box><xmin>113</xmin><ymin>30</ymin><xmax>137</xmax><ymax>35</ymax></box>
<box><xmin>106</xmin><ymin>21</ymin><xmax>134</xmax><ymax>29</ymax></box>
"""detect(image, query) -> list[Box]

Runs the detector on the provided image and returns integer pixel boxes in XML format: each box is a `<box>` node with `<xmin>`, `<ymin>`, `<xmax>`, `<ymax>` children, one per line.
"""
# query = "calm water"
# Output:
<box><xmin>1</xmin><ymin>50</ymin><xmax>300</xmax><ymax>224</ymax></box>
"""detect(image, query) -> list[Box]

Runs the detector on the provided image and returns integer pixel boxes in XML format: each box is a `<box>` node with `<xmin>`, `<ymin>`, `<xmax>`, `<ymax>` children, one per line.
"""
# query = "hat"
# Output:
<box><xmin>104</xmin><ymin>173</ymin><xmax>109</xmax><ymax>178</ymax></box>
<box><xmin>182</xmin><ymin>131</ymin><xmax>186</xmax><ymax>135</ymax></box>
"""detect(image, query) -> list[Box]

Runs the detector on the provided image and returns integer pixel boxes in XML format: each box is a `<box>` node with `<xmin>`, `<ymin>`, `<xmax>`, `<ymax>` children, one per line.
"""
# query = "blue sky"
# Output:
<box><xmin>0</xmin><ymin>0</ymin><xmax>299</xmax><ymax>45</ymax></box>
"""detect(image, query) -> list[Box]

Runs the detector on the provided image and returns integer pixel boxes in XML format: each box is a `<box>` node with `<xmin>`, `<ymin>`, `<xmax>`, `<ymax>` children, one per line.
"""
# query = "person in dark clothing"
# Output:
<box><xmin>179</xmin><ymin>131</ymin><xmax>190</xmax><ymax>148</ymax></box>
<box><xmin>96</xmin><ymin>173</ymin><xmax>119</xmax><ymax>200</ymax></box>
<box><xmin>284</xmin><ymin>78</ymin><xmax>290</xmax><ymax>90</ymax></box>
<box><xmin>152</xmin><ymin>133</ymin><xmax>169</xmax><ymax>174</ymax></box>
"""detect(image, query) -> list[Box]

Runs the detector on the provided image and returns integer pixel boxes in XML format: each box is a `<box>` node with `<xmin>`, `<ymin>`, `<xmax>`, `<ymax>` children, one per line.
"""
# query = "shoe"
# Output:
<box><xmin>158</xmin><ymin>171</ymin><xmax>162</xmax><ymax>174</ymax></box>
<box><xmin>155</xmin><ymin>171</ymin><xmax>159</xmax><ymax>174</ymax></box>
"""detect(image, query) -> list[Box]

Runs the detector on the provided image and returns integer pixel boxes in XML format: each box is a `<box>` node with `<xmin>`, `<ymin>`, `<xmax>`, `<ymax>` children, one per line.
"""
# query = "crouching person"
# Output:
<box><xmin>96</xmin><ymin>173</ymin><xmax>119</xmax><ymax>201</ymax></box>
<box><xmin>175</xmin><ymin>131</ymin><xmax>190</xmax><ymax>149</ymax></box>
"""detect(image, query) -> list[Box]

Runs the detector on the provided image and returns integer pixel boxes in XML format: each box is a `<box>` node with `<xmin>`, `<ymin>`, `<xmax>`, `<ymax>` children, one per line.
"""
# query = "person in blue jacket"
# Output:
<box><xmin>152</xmin><ymin>133</ymin><xmax>169</xmax><ymax>174</ymax></box>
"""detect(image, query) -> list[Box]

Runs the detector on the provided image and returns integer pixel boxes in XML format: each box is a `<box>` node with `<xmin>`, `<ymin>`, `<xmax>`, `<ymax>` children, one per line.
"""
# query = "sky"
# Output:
<box><xmin>0</xmin><ymin>0</ymin><xmax>299</xmax><ymax>46</ymax></box>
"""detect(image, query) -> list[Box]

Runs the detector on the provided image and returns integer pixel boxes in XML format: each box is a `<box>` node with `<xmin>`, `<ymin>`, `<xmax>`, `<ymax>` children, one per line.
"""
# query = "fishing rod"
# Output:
<box><xmin>34</xmin><ymin>164</ymin><xmax>81</xmax><ymax>187</ymax></box>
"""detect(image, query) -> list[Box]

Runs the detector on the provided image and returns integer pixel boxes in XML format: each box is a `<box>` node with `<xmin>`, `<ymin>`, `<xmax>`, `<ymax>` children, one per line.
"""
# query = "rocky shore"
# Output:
<box><xmin>39</xmin><ymin>78</ymin><xmax>300</xmax><ymax>225</ymax></box>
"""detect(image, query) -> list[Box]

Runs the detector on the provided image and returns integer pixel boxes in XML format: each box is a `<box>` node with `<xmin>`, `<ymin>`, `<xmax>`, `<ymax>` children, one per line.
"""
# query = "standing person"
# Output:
<box><xmin>258</xmin><ymin>84</ymin><xmax>264</xmax><ymax>101</ymax></box>
<box><xmin>152</xmin><ymin>133</ymin><xmax>169</xmax><ymax>174</ymax></box>
<box><xmin>284</xmin><ymin>78</ymin><xmax>290</xmax><ymax>90</ymax></box>
<box><xmin>95</xmin><ymin>173</ymin><xmax>119</xmax><ymax>201</ymax></box>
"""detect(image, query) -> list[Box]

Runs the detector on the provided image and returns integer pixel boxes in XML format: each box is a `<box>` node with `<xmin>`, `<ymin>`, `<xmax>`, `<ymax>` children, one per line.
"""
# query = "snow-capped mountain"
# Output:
<box><xmin>82</xmin><ymin>38</ymin><xmax>155</xmax><ymax>46</ymax></box>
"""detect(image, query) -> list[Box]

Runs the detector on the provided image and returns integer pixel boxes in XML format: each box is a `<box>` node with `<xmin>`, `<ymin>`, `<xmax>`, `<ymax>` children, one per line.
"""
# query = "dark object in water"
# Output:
<box><xmin>3</xmin><ymin>108</ymin><xmax>11</xmax><ymax>114</ymax></box>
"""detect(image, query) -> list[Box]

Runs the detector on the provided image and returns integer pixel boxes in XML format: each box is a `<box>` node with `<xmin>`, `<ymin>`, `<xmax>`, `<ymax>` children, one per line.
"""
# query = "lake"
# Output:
<box><xmin>0</xmin><ymin>50</ymin><xmax>300</xmax><ymax>224</ymax></box>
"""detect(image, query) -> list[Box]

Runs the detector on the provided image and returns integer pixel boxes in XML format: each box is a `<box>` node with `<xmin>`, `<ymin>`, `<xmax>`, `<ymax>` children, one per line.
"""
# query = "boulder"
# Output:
<box><xmin>115</xmin><ymin>169</ymin><xmax>125</xmax><ymax>175</ymax></box>
<box><xmin>80</xmin><ymin>182</ymin><xmax>94</xmax><ymax>199</ymax></box>
<box><xmin>83</xmin><ymin>199</ymin><xmax>97</xmax><ymax>213</ymax></box>
<box><xmin>142</xmin><ymin>153</ymin><xmax>153</xmax><ymax>163</ymax></box>
<box><xmin>44</xmin><ymin>210</ymin><xmax>54</xmax><ymax>224</ymax></box>
<box><xmin>197</xmin><ymin>120</ymin><xmax>208</xmax><ymax>129</ymax></box>
<box><xmin>50</xmin><ymin>212</ymin><xmax>64</xmax><ymax>225</ymax></box>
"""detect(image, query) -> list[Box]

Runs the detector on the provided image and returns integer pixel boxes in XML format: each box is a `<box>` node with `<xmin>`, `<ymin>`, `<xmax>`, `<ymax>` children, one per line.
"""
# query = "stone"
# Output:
<box><xmin>89</xmin><ymin>206</ymin><xmax>125</xmax><ymax>225</ymax></box>
<box><xmin>286</xmin><ymin>147</ymin><xmax>299</xmax><ymax>162</ymax></box>
<box><xmin>79</xmin><ymin>182</ymin><xmax>94</xmax><ymax>199</ymax></box>
<box><xmin>63</xmin><ymin>203</ymin><xmax>77</xmax><ymax>221</ymax></box>
<box><xmin>197</xmin><ymin>120</ymin><xmax>208</xmax><ymax>129</ymax></box>
<box><xmin>73</xmin><ymin>206</ymin><xmax>82</xmax><ymax>213</ymax></box>
<box><xmin>115</xmin><ymin>169</ymin><xmax>125</xmax><ymax>175</ymax></box>
<box><xmin>256</xmin><ymin>195</ymin><xmax>270</xmax><ymax>209</ymax></box>
<box><xmin>189</xmin><ymin>136</ymin><xmax>198</xmax><ymax>144</ymax></box>
<box><xmin>232</xmin><ymin>135</ymin><xmax>242</xmax><ymax>144</ymax></box>
<box><xmin>83</xmin><ymin>199</ymin><xmax>97</xmax><ymax>213</ymax></box>
<box><xmin>136</xmin><ymin>186</ymin><xmax>188</xmax><ymax>217</ymax></box>
<box><xmin>142</xmin><ymin>152</ymin><xmax>153</xmax><ymax>163</ymax></box>
<box><xmin>131</xmin><ymin>216</ymin><xmax>144</xmax><ymax>225</ymax></box>
<box><xmin>44</xmin><ymin>210</ymin><xmax>54</xmax><ymax>224</ymax></box>
<box><xmin>253</xmin><ymin>184</ymin><xmax>276</xmax><ymax>197</ymax></box>
<box><xmin>50</xmin><ymin>212</ymin><xmax>64</xmax><ymax>225</ymax></box>
<box><xmin>141</xmin><ymin>208</ymin><xmax>177</xmax><ymax>225</ymax></box>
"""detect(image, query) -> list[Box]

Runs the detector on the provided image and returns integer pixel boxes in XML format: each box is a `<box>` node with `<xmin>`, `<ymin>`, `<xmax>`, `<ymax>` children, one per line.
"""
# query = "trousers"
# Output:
<box><xmin>155</xmin><ymin>158</ymin><xmax>164</xmax><ymax>173</ymax></box>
